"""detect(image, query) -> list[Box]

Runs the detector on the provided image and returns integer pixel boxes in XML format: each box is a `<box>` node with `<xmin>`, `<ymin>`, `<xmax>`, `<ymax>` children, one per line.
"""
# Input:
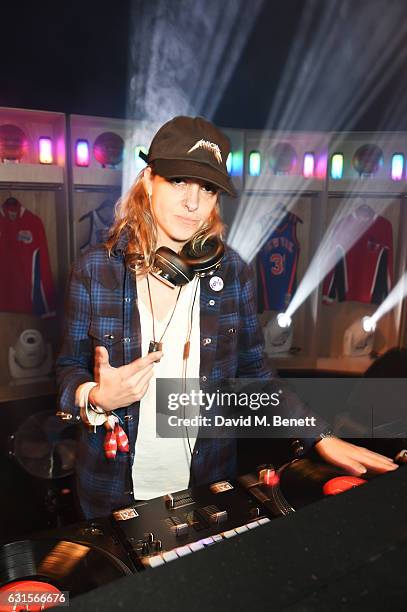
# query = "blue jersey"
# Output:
<box><xmin>256</xmin><ymin>213</ymin><xmax>301</xmax><ymax>312</ymax></box>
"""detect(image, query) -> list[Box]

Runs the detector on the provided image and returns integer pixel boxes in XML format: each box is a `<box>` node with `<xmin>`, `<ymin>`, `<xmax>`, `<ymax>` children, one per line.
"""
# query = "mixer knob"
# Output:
<box><xmin>209</xmin><ymin>510</ymin><xmax>228</xmax><ymax>524</ymax></box>
<box><xmin>144</xmin><ymin>532</ymin><xmax>155</xmax><ymax>543</ymax></box>
<box><xmin>175</xmin><ymin>522</ymin><xmax>189</xmax><ymax>536</ymax></box>
<box><xmin>151</xmin><ymin>539</ymin><xmax>162</xmax><ymax>552</ymax></box>
<box><xmin>164</xmin><ymin>493</ymin><xmax>174</xmax><ymax>508</ymax></box>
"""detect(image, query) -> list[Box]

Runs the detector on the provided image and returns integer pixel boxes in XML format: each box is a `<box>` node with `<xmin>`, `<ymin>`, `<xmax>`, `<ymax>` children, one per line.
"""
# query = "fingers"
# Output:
<box><xmin>356</xmin><ymin>447</ymin><xmax>398</xmax><ymax>472</ymax></box>
<box><xmin>122</xmin><ymin>351</ymin><xmax>163</xmax><ymax>376</ymax></box>
<box><xmin>95</xmin><ymin>345</ymin><xmax>110</xmax><ymax>367</ymax></box>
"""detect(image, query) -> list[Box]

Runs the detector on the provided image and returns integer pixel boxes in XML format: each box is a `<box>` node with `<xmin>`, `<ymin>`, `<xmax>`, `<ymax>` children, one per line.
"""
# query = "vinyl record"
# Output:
<box><xmin>0</xmin><ymin>538</ymin><xmax>130</xmax><ymax>598</ymax></box>
<box><xmin>277</xmin><ymin>459</ymin><xmax>366</xmax><ymax>509</ymax></box>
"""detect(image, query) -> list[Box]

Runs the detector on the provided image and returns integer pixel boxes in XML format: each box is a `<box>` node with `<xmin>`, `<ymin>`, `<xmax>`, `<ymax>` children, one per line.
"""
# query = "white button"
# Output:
<box><xmin>258</xmin><ymin>517</ymin><xmax>271</xmax><ymax>525</ymax></box>
<box><xmin>203</xmin><ymin>338</ymin><xmax>212</xmax><ymax>346</ymax></box>
<box><xmin>235</xmin><ymin>525</ymin><xmax>249</xmax><ymax>534</ymax></box>
<box><xmin>147</xmin><ymin>555</ymin><xmax>165</xmax><ymax>567</ymax></box>
<box><xmin>175</xmin><ymin>546</ymin><xmax>192</xmax><ymax>556</ymax></box>
<box><xmin>124</xmin><ymin>297</ymin><xmax>131</xmax><ymax>303</ymax></box>
<box><xmin>163</xmin><ymin>550</ymin><xmax>179</xmax><ymax>562</ymax></box>
<box><xmin>200</xmin><ymin>537</ymin><xmax>215</xmax><ymax>546</ymax></box>
<box><xmin>223</xmin><ymin>529</ymin><xmax>237</xmax><ymax>538</ymax></box>
<box><xmin>247</xmin><ymin>521</ymin><xmax>261</xmax><ymax>529</ymax></box>
<box><xmin>123</xmin><ymin>337</ymin><xmax>131</xmax><ymax>343</ymax></box>
<box><xmin>208</xmin><ymin>299</ymin><xmax>215</xmax><ymax>306</ymax></box>
<box><xmin>189</xmin><ymin>541</ymin><xmax>205</xmax><ymax>552</ymax></box>
<box><xmin>201</xmin><ymin>376</ymin><xmax>207</xmax><ymax>382</ymax></box>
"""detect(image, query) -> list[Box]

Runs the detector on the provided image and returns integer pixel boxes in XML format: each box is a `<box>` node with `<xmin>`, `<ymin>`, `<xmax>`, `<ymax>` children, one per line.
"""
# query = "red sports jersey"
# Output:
<box><xmin>0</xmin><ymin>198</ymin><xmax>55</xmax><ymax>316</ymax></box>
<box><xmin>322</xmin><ymin>211</ymin><xmax>393</xmax><ymax>305</ymax></box>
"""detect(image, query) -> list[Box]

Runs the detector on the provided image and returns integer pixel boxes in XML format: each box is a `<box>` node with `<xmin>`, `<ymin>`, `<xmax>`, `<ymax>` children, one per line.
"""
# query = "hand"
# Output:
<box><xmin>314</xmin><ymin>437</ymin><xmax>399</xmax><ymax>476</ymax></box>
<box><xmin>89</xmin><ymin>346</ymin><xmax>162</xmax><ymax>412</ymax></box>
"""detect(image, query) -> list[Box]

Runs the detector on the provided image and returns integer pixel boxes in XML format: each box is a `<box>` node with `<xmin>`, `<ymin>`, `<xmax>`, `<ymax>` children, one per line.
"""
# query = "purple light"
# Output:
<box><xmin>303</xmin><ymin>152</ymin><xmax>315</xmax><ymax>178</ymax></box>
<box><xmin>391</xmin><ymin>153</ymin><xmax>404</xmax><ymax>181</ymax></box>
<box><xmin>39</xmin><ymin>137</ymin><xmax>53</xmax><ymax>164</ymax></box>
<box><xmin>76</xmin><ymin>140</ymin><xmax>90</xmax><ymax>167</ymax></box>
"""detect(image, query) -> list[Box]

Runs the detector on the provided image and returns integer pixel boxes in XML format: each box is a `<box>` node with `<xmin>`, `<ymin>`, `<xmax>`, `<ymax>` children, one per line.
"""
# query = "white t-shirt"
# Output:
<box><xmin>132</xmin><ymin>278</ymin><xmax>200</xmax><ymax>499</ymax></box>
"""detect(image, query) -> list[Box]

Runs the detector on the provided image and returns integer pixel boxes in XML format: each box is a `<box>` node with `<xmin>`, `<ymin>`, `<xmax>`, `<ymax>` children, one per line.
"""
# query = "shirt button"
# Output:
<box><xmin>104</xmin><ymin>334</ymin><xmax>114</xmax><ymax>340</ymax></box>
<box><xmin>124</xmin><ymin>415</ymin><xmax>133</xmax><ymax>420</ymax></box>
<box><xmin>194</xmin><ymin>449</ymin><xmax>199</xmax><ymax>455</ymax></box>
<box><xmin>201</xmin><ymin>376</ymin><xmax>207</xmax><ymax>382</ymax></box>
<box><xmin>124</xmin><ymin>297</ymin><xmax>131</xmax><ymax>303</ymax></box>
<box><xmin>208</xmin><ymin>299</ymin><xmax>215</xmax><ymax>306</ymax></box>
<box><xmin>123</xmin><ymin>337</ymin><xmax>131</xmax><ymax>343</ymax></box>
<box><xmin>202</xmin><ymin>338</ymin><xmax>212</xmax><ymax>346</ymax></box>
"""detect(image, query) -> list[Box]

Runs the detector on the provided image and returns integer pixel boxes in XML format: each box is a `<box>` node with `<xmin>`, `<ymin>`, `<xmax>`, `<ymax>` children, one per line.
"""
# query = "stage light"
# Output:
<box><xmin>135</xmin><ymin>145</ymin><xmax>148</xmax><ymax>173</ymax></box>
<box><xmin>343</xmin><ymin>317</ymin><xmax>376</xmax><ymax>357</ymax></box>
<box><xmin>362</xmin><ymin>316</ymin><xmax>376</xmax><ymax>333</ymax></box>
<box><xmin>39</xmin><ymin>137</ymin><xmax>53</xmax><ymax>164</ymax></box>
<box><xmin>331</xmin><ymin>154</ymin><xmax>344</xmax><ymax>179</ymax></box>
<box><xmin>391</xmin><ymin>153</ymin><xmax>404</xmax><ymax>181</ymax></box>
<box><xmin>277</xmin><ymin>312</ymin><xmax>292</xmax><ymax>329</ymax></box>
<box><xmin>248</xmin><ymin>151</ymin><xmax>261</xmax><ymax>176</ymax></box>
<box><xmin>75</xmin><ymin>140</ymin><xmax>89</xmax><ymax>167</ymax></box>
<box><xmin>303</xmin><ymin>152</ymin><xmax>315</xmax><ymax>178</ymax></box>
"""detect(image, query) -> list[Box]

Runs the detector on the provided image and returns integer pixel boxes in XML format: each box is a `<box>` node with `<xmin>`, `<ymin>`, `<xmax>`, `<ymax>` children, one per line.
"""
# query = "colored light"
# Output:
<box><xmin>231</xmin><ymin>150</ymin><xmax>243</xmax><ymax>176</ymax></box>
<box><xmin>226</xmin><ymin>152</ymin><xmax>233</xmax><ymax>173</ymax></box>
<box><xmin>331</xmin><ymin>153</ymin><xmax>344</xmax><ymax>179</ymax></box>
<box><xmin>39</xmin><ymin>137</ymin><xmax>53</xmax><ymax>164</ymax></box>
<box><xmin>249</xmin><ymin>151</ymin><xmax>261</xmax><ymax>176</ymax></box>
<box><xmin>391</xmin><ymin>153</ymin><xmax>404</xmax><ymax>181</ymax></box>
<box><xmin>303</xmin><ymin>152</ymin><xmax>315</xmax><ymax>178</ymax></box>
<box><xmin>75</xmin><ymin>140</ymin><xmax>89</xmax><ymax>167</ymax></box>
<box><xmin>135</xmin><ymin>145</ymin><xmax>148</xmax><ymax>173</ymax></box>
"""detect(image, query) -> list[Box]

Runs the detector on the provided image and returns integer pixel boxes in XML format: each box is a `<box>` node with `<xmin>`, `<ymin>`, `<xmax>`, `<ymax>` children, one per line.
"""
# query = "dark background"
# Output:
<box><xmin>1</xmin><ymin>0</ymin><xmax>406</xmax><ymax>131</ymax></box>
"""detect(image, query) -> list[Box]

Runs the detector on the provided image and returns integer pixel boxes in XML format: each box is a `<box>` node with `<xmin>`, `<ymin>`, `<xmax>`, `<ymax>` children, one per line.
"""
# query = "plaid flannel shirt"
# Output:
<box><xmin>56</xmin><ymin>235</ymin><xmax>326</xmax><ymax>519</ymax></box>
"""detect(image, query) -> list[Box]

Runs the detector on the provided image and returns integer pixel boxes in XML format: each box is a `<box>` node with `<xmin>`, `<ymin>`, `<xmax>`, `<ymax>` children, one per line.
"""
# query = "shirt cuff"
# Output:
<box><xmin>76</xmin><ymin>382</ymin><xmax>108</xmax><ymax>427</ymax></box>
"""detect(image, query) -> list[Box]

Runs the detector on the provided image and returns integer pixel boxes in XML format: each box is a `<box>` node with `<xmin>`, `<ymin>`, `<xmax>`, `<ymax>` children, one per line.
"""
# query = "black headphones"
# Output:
<box><xmin>152</xmin><ymin>237</ymin><xmax>225</xmax><ymax>287</ymax></box>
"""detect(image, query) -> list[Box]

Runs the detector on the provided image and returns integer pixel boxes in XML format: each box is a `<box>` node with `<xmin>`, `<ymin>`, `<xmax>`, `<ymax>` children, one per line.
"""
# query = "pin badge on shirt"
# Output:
<box><xmin>209</xmin><ymin>276</ymin><xmax>224</xmax><ymax>291</ymax></box>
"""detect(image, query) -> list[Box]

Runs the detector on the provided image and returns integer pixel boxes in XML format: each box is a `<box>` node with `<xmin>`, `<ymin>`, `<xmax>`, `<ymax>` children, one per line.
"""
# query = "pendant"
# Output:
<box><xmin>148</xmin><ymin>340</ymin><xmax>163</xmax><ymax>355</ymax></box>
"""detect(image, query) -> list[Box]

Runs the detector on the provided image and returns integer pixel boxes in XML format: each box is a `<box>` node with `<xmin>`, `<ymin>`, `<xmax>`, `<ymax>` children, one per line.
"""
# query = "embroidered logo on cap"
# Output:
<box><xmin>188</xmin><ymin>139</ymin><xmax>222</xmax><ymax>164</ymax></box>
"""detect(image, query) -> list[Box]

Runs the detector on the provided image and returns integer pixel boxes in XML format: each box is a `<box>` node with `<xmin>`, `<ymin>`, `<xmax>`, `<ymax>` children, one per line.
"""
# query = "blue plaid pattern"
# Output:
<box><xmin>56</xmin><ymin>237</ymin><xmax>323</xmax><ymax>519</ymax></box>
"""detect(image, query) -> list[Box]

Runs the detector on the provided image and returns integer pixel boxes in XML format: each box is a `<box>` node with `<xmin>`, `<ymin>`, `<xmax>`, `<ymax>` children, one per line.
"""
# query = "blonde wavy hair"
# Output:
<box><xmin>105</xmin><ymin>165</ymin><xmax>226</xmax><ymax>275</ymax></box>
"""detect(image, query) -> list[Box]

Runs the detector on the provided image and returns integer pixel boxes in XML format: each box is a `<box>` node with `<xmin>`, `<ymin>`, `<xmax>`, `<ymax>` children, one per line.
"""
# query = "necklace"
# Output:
<box><xmin>146</xmin><ymin>275</ymin><xmax>182</xmax><ymax>356</ymax></box>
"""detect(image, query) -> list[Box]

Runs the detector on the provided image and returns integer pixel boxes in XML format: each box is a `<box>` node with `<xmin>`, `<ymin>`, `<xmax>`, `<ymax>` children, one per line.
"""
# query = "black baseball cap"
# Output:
<box><xmin>140</xmin><ymin>116</ymin><xmax>237</xmax><ymax>196</ymax></box>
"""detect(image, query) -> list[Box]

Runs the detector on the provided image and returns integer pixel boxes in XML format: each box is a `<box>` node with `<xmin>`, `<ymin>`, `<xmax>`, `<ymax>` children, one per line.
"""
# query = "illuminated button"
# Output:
<box><xmin>247</xmin><ymin>521</ymin><xmax>261</xmax><ymax>529</ymax></box>
<box><xmin>162</xmin><ymin>550</ymin><xmax>179</xmax><ymax>562</ymax></box>
<box><xmin>200</xmin><ymin>537</ymin><xmax>215</xmax><ymax>546</ymax></box>
<box><xmin>235</xmin><ymin>525</ymin><xmax>249</xmax><ymax>534</ymax></box>
<box><xmin>258</xmin><ymin>518</ymin><xmax>271</xmax><ymax>525</ymax></box>
<box><xmin>189</xmin><ymin>541</ymin><xmax>205</xmax><ymax>552</ymax></box>
<box><xmin>175</xmin><ymin>546</ymin><xmax>192</xmax><ymax>556</ymax></box>
<box><xmin>147</xmin><ymin>555</ymin><xmax>165</xmax><ymax>568</ymax></box>
<box><xmin>223</xmin><ymin>529</ymin><xmax>237</xmax><ymax>538</ymax></box>
<box><xmin>212</xmin><ymin>534</ymin><xmax>223</xmax><ymax>542</ymax></box>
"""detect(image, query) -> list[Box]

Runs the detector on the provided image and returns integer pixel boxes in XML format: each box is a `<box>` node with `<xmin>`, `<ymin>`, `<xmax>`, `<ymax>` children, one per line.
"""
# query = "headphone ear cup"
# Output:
<box><xmin>153</xmin><ymin>247</ymin><xmax>195</xmax><ymax>287</ymax></box>
<box><xmin>181</xmin><ymin>238</ymin><xmax>225</xmax><ymax>274</ymax></box>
